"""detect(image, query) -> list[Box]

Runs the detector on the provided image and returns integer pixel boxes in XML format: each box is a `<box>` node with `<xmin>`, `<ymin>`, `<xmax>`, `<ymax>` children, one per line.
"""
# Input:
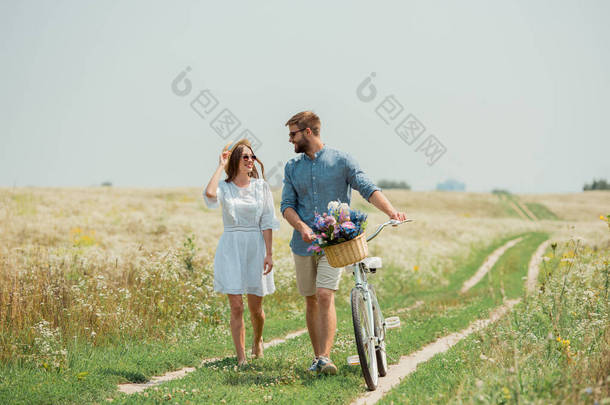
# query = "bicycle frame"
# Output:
<box><xmin>351</xmin><ymin>261</ymin><xmax>376</xmax><ymax>341</ymax></box>
<box><xmin>351</xmin><ymin>220</ymin><xmax>413</xmax><ymax>354</ymax></box>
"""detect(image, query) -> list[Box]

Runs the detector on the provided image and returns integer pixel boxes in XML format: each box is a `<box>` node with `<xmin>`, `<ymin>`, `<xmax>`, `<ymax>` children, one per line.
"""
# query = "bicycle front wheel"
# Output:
<box><xmin>351</xmin><ymin>287</ymin><xmax>378</xmax><ymax>390</ymax></box>
<box><xmin>369</xmin><ymin>284</ymin><xmax>387</xmax><ymax>377</ymax></box>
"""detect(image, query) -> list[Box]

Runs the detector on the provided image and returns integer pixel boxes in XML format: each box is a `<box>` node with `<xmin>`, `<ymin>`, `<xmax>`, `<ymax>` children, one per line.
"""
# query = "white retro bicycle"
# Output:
<box><xmin>349</xmin><ymin>219</ymin><xmax>411</xmax><ymax>390</ymax></box>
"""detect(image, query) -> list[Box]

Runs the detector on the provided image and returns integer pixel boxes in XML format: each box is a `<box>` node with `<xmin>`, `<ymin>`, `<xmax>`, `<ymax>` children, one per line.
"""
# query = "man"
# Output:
<box><xmin>280</xmin><ymin>111</ymin><xmax>407</xmax><ymax>374</ymax></box>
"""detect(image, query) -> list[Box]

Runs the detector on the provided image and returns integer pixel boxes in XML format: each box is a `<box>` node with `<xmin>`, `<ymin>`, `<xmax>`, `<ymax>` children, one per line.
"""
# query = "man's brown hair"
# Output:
<box><xmin>285</xmin><ymin>111</ymin><xmax>321</xmax><ymax>136</ymax></box>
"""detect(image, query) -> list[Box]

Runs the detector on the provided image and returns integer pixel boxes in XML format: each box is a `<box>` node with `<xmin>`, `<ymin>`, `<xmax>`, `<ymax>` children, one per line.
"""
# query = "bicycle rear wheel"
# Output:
<box><xmin>351</xmin><ymin>287</ymin><xmax>378</xmax><ymax>390</ymax></box>
<box><xmin>369</xmin><ymin>284</ymin><xmax>387</xmax><ymax>377</ymax></box>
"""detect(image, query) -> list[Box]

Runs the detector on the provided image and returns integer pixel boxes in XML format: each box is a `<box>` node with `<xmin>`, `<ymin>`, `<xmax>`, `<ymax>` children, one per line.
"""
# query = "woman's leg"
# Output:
<box><xmin>227</xmin><ymin>294</ymin><xmax>246</xmax><ymax>364</ymax></box>
<box><xmin>247</xmin><ymin>294</ymin><xmax>265</xmax><ymax>357</ymax></box>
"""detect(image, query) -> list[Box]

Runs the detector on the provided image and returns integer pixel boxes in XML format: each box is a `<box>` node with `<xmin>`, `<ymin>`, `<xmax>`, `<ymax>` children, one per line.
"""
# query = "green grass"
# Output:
<box><xmin>525</xmin><ymin>202</ymin><xmax>559</xmax><ymax>220</ymax></box>
<box><xmin>379</xmin><ymin>238</ymin><xmax>609</xmax><ymax>404</ymax></box>
<box><xmin>0</xmin><ymin>232</ymin><xmax>548</xmax><ymax>404</ymax></box>
<box><xmin>495</xmin><ymin>193</ymin><xmax>524</xmax><ymax>219</ymax></box>
<box><xmin>0</xmin><ymin>306</ymin><xmax>305</xmax><ymax>405</ymax></box>
<box><xmin>495</xmin><ymin>193</ymin><xmax>560</xmax><ymax>222</ymax></box>
<box><xmin>100</xmin><ymin>233</ymin><xmax>548</xmax><ymax>405</ymax></box>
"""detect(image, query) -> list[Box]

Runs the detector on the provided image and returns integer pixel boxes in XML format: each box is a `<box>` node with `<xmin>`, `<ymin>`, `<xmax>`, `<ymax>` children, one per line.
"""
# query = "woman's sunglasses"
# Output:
<box><xmin>242</xmin><ymin>154</ymin><xmax>257</xmax><ymax>162</ymax></box>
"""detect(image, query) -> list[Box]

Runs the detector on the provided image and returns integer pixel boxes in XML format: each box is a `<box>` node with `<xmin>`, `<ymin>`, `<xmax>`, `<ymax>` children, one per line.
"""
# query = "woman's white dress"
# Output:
<box><xmin>203</xmin><ymin>178</ymin><xmax>280</xmax><ymax>296</ymax></box>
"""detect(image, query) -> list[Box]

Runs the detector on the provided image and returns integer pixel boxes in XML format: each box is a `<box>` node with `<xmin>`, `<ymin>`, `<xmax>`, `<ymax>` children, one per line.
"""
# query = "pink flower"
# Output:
<box><xmin>307</xmin><ymin>245</ymin><xmax>322</xmax><ymax>253</ymax></box>
<box><xmin>341</xmin><ymin>221</ymin><xmax>356</xmax><ymax>230</ymax></box>
<box><xmin>325</xmin><ymin>215</ymin><xmax>337</xmax><ymax>225</ymax></box>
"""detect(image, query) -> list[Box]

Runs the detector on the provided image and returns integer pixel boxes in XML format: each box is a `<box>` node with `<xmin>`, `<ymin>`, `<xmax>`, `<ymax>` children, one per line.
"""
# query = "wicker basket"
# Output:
<box><xmin>323</xmin><ymin>233</ymin><xmax>368</xmax><ymax>268</ymax></box>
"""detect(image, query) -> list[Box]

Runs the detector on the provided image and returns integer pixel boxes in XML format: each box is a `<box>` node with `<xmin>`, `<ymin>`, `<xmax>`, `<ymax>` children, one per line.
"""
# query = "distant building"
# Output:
<box><xmin>436</xmin><ymin>179</ymin><xmax>466</xmax><ymax>191</ymax></box>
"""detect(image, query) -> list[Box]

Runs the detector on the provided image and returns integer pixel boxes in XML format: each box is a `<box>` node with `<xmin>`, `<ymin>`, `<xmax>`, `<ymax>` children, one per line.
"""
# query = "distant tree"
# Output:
<box><xmin>378</xmin><ymin>179</ymin><xmax>411</xmax><ymax>190</ymax></box>
<box><xmin>583</xmin><ymin>178</ymin><xmax>610</xmax><ymax>191</ymax></box>
<box><xmin>101</xmin><ymin>181</ymin><xmax>113</xmax><ymax>187</ymax></box>
<box><xmin>492</xmin><ymin>189</ymin><xmax>511</xmax><ymax>195</ymax></box>
<box><xmin>436</xmin><ymin>178</ymin><xmax>466</xmax><ymax>191</ymax></box>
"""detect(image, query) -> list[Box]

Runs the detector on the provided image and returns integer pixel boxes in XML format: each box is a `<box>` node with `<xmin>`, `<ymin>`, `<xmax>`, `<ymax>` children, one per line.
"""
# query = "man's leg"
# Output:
<box><xmin>315</xmin><ymin>287</ymin><xmax>336</xmax><ymax>358</ymax></box>
<box><xmin>293</xmin><ymin>253</ymin><xmax>319</xmax><ymax>360</ymax></box>
<box><xmin>313</xmin><ymin>256</ymin><xmax>342</xmax><ymax>374</ymax></box>
<box><xmin>305</xmin><ymin>294</ymin><xmax>321</xmax><ymax>357</ymax></box>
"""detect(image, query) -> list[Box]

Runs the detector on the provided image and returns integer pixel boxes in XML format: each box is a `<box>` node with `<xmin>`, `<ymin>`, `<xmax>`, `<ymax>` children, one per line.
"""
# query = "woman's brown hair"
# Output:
<box><xmin>224</xmin><ymin>139</ymin><xmax>265</xmax><ymax>183</ymax></box>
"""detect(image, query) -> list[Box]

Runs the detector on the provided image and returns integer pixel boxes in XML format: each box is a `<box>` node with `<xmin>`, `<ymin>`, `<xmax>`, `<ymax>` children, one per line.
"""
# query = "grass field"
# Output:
<box><xmin>0</xmin><ymin>188</ymin><xmax>608</xmax><ymax>404</ymax></box>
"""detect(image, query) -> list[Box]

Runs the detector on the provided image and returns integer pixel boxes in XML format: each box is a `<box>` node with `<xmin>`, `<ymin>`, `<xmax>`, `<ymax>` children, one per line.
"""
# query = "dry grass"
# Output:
<box><xmin>1</xmin><ymin>187</ymin><xmax>608</xmax><ymax>367</ymax></box>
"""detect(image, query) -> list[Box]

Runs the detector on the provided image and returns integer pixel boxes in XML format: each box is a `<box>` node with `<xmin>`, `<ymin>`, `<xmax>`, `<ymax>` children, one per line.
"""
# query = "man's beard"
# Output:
<box><xmin>294</xmin><ymin>139</ymin><xmax>309</xmax><ymax>154</ymax></box>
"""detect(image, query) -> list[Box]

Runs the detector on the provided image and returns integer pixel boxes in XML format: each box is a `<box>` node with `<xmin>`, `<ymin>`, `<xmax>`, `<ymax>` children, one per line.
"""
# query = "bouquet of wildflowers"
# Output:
<box><xmin>307</xmin><ymin>201</ymin><xmax>368</xmax><ymax>254</ymax></box>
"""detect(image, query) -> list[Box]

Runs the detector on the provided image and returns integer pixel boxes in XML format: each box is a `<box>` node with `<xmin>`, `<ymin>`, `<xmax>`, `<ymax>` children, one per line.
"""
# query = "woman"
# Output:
<box><xmin>203</xmin><ymin>139</ymin><xmax>280</xmax><ymax>366</ymax></box>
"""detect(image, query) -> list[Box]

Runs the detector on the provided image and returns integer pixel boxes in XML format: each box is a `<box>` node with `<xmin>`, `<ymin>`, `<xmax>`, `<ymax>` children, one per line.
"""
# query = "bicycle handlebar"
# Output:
<box><xmin>366</xmin><ymin>219</ymin><xmax>413</xmax><ymax>242</ymax></box>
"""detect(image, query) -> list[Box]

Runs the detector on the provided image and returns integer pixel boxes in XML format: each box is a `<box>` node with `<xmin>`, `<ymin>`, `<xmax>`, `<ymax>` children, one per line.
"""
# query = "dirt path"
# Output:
<box><xmin>118</xmin><ymin>237</ymin><xmax>543</xmax><ymax>399</ymax></box>
<box><xmin>526</xmin><ymin>240</ymin><xmax>550</xmax><ymax>295</ymax></box>
<box><xmin>350</xmin><ymin>299</ymin><xmax>520</xmax><ymax>405</ymax></box>
<box><xmin>392</xmin><ymin>300</ymin><xmax>424</xmax><ymax>315</ymax></box>
<box><xmin>507</xmin><ymin>200</ymin><xmax>529</xmax><ymax>220</ymax></box>
<box><xmin>351</xmin><ymin>236</ymin><xmax>550</xmax><ymax>404</ymax></box>
<box><xmin>117</xmin><ymin>328</ymin><xmax>307</xmax><ymax>394</ymax></box>
<box><xmin>460</xmin><ymin>237</ymin><xmax>523</xmax><ymax>294</ymax></box>
<box><xmin>517</xmin><ymin>200</ymin><xmax>537</xmax><ymax>221</ymax></box>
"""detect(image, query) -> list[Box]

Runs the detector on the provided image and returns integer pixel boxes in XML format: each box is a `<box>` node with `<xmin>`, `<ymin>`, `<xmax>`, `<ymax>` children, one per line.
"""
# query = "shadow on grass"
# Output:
<box><xmin>97</xmin><ymin>367</ymin><xmax>148</xmax><ymax>383</ymax></box>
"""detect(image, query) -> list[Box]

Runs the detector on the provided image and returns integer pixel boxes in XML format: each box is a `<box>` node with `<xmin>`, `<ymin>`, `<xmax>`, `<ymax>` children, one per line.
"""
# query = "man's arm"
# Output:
<box><xmin>283</xmin><ymin>207</ymin><xmax>316</xmax><ymax>243</ymax></box>
<box><xmin>344</xmin><ymin>153</ymin><xmax>407</xmax><ymax>221</ymax></box>
<box><xmin>280</xmin><ymin>164</ymin><xmax>316</xmax><ymax>243</ymax></box>
<box><xmin>368</xmin><ymin>190</ymin><xmax>407</xmax><ymax>221</ymax></box>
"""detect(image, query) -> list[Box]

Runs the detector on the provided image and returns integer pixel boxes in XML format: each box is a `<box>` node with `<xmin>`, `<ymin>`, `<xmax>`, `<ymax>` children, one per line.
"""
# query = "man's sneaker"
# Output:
<box><xmin>317</xmin><ymin>356</ymin><xmax>337</xmax><ymax>375</ymax></box>
<box><xmin>307</xmin><ymin>357</ymin><xmax>320</xmax><ymax>372</ymax></box>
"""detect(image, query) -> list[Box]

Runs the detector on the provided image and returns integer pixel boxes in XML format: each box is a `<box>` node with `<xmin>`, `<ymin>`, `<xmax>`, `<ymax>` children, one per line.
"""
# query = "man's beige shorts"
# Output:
<box><xmin>293</xmin><ymin>253</ymin><xmax>345</xmax><ymax>297</ymax></box>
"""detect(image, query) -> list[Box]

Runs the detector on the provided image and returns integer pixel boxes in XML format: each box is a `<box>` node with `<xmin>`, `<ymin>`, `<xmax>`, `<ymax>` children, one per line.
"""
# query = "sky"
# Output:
<box><xmin>1</xmin><ymin>0</ymin><xmax>609</xmax><ymax>193</ymax></box>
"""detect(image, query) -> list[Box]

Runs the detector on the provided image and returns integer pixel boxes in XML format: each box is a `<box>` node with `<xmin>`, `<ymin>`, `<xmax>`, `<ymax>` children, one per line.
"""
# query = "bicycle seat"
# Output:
<box><xmin>362</xmin><ymin>257</ymin><xmax>382</xmax><ymax>270</ymax></box>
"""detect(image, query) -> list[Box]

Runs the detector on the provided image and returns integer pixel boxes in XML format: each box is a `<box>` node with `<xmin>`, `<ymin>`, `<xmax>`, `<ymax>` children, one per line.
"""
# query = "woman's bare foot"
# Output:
<box><xmin>251</xmin><ymin>338</ymin><xmax>264</xmax><ymax>358</ymax></box>
<box><xmin>237</xmin><ymin>357</ymin><xmax>248</xmax><ymax>367</ymax></box>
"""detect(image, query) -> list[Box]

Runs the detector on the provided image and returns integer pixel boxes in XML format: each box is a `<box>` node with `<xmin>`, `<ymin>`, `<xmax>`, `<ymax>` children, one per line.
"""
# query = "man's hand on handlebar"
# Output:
<box><xmin>389</xmin><ymin>211</ymin><xmax>407</xmax><ymax>224</ymax></box>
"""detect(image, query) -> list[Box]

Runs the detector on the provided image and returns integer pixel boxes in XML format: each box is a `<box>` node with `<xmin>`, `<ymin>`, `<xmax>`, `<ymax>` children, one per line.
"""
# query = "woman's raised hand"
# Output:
<box><xmin>219</xmin><ymin>142</ymin><xmax>232</xmax><ymax>167</ymax></box>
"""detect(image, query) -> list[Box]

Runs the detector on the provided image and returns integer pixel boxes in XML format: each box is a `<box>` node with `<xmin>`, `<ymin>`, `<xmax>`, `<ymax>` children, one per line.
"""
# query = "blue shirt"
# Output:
<box><xmin>280</xmin><ymin>145</ymin><xmax>381</xmax><ymax>256</ymax></box>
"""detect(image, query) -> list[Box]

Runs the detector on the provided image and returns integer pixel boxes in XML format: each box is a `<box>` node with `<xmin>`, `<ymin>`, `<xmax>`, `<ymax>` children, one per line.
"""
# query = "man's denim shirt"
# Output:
<box><xmin>280</xmin><ymin>145</ymin><xmax>381</xmax><ymax>256</ymax></box>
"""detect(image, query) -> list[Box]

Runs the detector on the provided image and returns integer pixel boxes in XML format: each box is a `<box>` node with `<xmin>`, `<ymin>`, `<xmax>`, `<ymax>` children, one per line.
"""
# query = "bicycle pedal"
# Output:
<box><xmin>347</xmin><ymin>355</ymin><xmax>360</xmax><ymax>366</ymax></box>
<box><xmin>385</xmin><ymin>316</ymin><xmax>401</xmax><ymax>329</ymax></box>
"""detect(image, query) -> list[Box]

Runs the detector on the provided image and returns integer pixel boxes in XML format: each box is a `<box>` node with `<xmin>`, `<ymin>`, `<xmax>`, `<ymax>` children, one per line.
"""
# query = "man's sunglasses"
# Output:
<box><xmin>242</xmin><ymin>154</ymin><xmax>257</xmax><ymax>161</ymax></box>
<box><xmin>288</xmin><ymin>128</ymin><xmax>308</xmax><ymax>138</ymax></box>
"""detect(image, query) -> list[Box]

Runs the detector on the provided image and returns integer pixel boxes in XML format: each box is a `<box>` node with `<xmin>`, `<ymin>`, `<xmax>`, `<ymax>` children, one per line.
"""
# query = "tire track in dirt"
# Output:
<box><xmin>460</xmin><ymin>237</ymin><xmax>523</xmax><ymax>294</ymax></box>
<box><xmin>118</xmin><ymin>237</ymin><xmax>542</xmax><ymax>398</ymax></box>
<box><xmin>350</xmin><ymin>299</ymin><xmax>520</xmax><ymax>405</ymax></box>
<box><xmin>516</xmin><ymin>200</ymin><xmax>537</xmax><ymax>221</ymax></box>
<box><xmin>351</xmin><ymin>236</ymin><xmax>549</xmax><ymax>405</ymax></box>
<box><xmin>526</xmin><ymin>240</ymin><xmax>550</xmax><ymax>295</ymax></box>
<box><xmin>392</xmin><ymin>300</ymin><xmax>424</xmax><ymax>315</ymax></box>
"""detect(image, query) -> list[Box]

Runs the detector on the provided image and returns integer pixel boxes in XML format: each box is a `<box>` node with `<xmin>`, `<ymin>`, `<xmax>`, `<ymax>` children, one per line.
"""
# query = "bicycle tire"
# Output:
<box><xmin>351</xmin><ymin>287</ymin><xmax>378</xmax><ymax>390</ymax></box>
<box><xmin>369</xmin><ymin>284</ymin><xmax>388</xmax><ymax>377</ymax></box>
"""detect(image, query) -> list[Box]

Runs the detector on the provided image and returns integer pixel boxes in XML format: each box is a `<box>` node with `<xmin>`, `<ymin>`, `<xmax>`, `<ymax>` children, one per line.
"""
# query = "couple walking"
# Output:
<box><xmin>203</xmin><ymin>111</ymin><xmax>406</xmax><ymax>372</ymax></box>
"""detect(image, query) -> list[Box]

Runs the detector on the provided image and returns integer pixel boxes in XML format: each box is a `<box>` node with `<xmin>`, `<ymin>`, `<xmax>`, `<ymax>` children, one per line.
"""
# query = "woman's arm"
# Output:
<box><xmin>262</xmin><ymin>229</ymin><xmax>273</xmax><ymax>275</ymax></box>
<box><xmin>204</xmin><ymin>164</ymin><xmax>225</xmax><ymax>199</ymax></box>
<box><xmin>204</xmin><ymin>148</ymin><xmax>230</xmax><ymax>199</ymax></box>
